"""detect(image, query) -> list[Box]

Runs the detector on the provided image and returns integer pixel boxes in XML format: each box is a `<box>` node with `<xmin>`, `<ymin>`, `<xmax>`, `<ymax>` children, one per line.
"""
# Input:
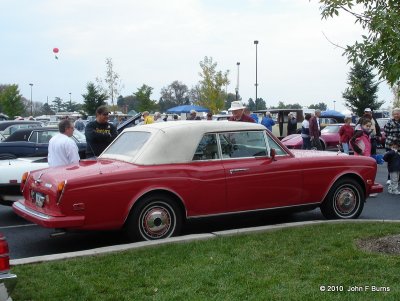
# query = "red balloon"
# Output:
<box><xmin>53</xmin><ymin>48</ymin><xmax>59</xmax><ymax>54</ymax></box>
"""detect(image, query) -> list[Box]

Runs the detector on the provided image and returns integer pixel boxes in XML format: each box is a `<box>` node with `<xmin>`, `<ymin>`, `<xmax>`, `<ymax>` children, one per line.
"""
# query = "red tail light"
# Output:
<box><xmin>0</xmin><ymin>236</ymin><xmax>10</xmax><ymax>272</ymax></box>
<box><xmin>21</xmin><ymin>171</ymin><xmax>30</xmax><ymax>193</ymax></box>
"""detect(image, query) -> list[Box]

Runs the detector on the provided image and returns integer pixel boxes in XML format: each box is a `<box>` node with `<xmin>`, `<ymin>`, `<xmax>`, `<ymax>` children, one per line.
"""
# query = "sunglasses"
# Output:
<box><xmin>102</xmin><ymin>112</ymin><xmax>110</xmax><ymax>116</ymax></box>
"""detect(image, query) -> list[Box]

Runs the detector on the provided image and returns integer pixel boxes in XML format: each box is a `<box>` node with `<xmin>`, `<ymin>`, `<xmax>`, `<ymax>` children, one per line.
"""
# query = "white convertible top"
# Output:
<box><xmin>103</xmin><ymin>121</ymin><xmax>266</xmax><ymax>165</ymax></box>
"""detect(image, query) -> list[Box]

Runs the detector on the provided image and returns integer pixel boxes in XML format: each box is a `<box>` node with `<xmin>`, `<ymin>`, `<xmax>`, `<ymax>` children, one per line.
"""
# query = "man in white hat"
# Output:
<box><xmin>228</xmin><ymin>101</ymin><xmax>255</xmax><ymax>123</ymax></box>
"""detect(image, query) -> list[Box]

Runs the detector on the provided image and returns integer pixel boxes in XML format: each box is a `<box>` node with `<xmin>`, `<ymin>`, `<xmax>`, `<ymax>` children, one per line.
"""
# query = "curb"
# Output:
<box><xmin>11</xmin><ymin>219</ymin><xmax>400</xmax><ymax>266</ymax></box>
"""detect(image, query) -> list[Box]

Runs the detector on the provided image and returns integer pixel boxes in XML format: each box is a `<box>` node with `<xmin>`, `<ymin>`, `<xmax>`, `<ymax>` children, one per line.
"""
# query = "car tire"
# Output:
<box><xmin>124</xmin><ymin>193</ymin><xmax>182</xmax><ymax>241</ymax></box>
<box><xmin>320</xmin><ymin>178</ymin><xmax>364</xmax><ymax>219</ymax></box>
<box><xmin>0</xmin><ymin>153</ymin><xmax>17</xmax><ymax>160</ymax></box>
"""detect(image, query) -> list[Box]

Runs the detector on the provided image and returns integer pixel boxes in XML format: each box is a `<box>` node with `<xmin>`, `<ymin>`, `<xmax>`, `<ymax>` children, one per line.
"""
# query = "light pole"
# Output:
<box><xmin>254</xmin><ymin>40</ymin><xmax>259</xmax><ymax>104</ymax></box>
<box><xmin>29</xmin><ymin>83</ymin><xmax>33</xmax><ymax>116</ymax></box>
<box><xmin>333</xmin><ymin>100</ymin><xmax>336</xmax><ymax>111</ymax></box>
<box><xmin>69</xmin><ymin>92</ymin><xmax>72</xmax><ymax>111</ymax></box>
<box><xmin>235</xmin><ymin>62</ymin><xmax>240</xmax><ymax>101</ymax></box>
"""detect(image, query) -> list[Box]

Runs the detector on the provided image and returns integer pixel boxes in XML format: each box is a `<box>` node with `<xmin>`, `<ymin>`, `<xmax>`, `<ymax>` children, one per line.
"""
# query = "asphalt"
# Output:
<box><xmin>11</xmin><ymin>219</ymin><xmax>400</xmax><ymax>266</ymax></box>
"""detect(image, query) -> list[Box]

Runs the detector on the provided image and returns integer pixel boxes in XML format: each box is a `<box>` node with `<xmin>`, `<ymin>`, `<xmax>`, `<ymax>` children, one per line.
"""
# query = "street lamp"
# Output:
<box><xmin>254</xmin><ymin>40</ymin><xmax>259</xmax><ymax>103</ymax></box>
<box><xmin>235</xmin><ymin>62</ymin><xmax>240</xmax><ymax>101</ymax></box>
<box><xmin>69</xmin><ymin>92</ymin><xmax>72</xmax><ymax>111</ymax></box>
<box><xmin>29</xmin><ymin>83</ymin><xmax>33</xmax><ymax>116</ymax></box>
<box><xmin>333</xmin><ymin>100</ymin><xmax>336</xmax><ymax>111</ymax></box>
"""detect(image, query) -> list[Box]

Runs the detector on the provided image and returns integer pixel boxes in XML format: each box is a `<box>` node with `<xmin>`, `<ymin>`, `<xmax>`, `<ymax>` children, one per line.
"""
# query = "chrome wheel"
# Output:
<box><xmin>321</xmin><ymin>178</ymin><xmax>364</xmax><ymax>219</ymax></box>
<box><xmin>139</xmin><ymin>202</ymin><xmax>176</xmax><ymax>240</ymax></box>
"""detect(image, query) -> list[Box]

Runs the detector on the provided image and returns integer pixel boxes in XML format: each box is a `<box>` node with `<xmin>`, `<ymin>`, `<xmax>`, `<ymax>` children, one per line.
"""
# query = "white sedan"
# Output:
<box><xmin>0</xmin><ymin>157</ymin><xmax>48</xmax><ymax>205</ymax></box>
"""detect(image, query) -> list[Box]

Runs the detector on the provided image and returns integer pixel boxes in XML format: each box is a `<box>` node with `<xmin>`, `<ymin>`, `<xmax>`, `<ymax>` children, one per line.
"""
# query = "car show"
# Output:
<box><xmin>1</xmin><ymin>0</ymin><xmax>399</xmax><ymax>299</ymax></box>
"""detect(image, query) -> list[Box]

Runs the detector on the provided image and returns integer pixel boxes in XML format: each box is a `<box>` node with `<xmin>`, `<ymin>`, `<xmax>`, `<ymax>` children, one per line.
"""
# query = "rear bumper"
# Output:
<box><xmin>12</xmin><ymin>201</ymin><xmax>84</xmax><ymax>229</ymax></box>
<box><xmin>370</xmin><ymin>182</ymin><xmax>383</xmax><ymax>194</ymax></box>
<box><xmin>0</xmin><ymin>273</ymin><xmax>17</xmax><ymax>301</ymax></box>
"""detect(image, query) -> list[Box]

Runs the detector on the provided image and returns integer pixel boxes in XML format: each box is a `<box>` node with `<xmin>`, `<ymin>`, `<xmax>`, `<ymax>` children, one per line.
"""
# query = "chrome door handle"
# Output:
<box><xmin>229</xmin><ymin>168</ymin><xmax>249</xmax><ymax>174</ymax></box>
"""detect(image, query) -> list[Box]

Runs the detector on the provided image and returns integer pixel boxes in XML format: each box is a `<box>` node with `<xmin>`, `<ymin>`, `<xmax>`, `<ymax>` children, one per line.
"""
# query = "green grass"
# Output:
<box><xmin>12</xmin><ymin>222</ymin><xmax>400</xmax><ymax>301</ymax></box>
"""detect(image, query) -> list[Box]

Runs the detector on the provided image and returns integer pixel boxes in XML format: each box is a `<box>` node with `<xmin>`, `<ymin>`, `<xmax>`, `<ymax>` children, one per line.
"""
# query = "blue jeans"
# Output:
<box><xmin>342</xmin><ymin>142</ymin><xmax>350</xmax><ymax>154</ymax></box>
<box><xmin>302</xmin><ymin>137</ymin><xmax>311</xmax><ymax>150</ymax></box>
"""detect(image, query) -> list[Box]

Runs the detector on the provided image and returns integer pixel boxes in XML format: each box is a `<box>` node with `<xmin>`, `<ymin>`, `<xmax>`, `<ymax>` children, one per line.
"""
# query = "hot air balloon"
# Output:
<box><xmin>53</xmin><ymin>47</ymin><xmax>59</xmax><ymax>60</ymax></box>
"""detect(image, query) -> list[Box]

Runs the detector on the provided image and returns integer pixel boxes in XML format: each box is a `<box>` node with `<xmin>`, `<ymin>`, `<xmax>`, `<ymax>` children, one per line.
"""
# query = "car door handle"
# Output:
<box><xmin>229</xmin><ymin>168</ymin><xmax>249</xmax><ymax>174</ymax></box>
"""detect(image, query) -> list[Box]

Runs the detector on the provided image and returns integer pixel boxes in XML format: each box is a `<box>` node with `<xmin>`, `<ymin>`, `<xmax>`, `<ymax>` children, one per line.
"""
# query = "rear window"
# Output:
<box><xmin>101</xmin><ymin>131</ymin><xmax>150</xmax><ymax>160</ymax></box>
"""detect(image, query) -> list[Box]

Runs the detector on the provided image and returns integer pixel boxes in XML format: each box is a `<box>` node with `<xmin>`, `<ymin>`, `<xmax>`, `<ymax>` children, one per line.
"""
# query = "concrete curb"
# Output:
<box><xmin>11</xmin><ymin>219</ymin><xmax>400</xmax><ymax>266</ymax></box>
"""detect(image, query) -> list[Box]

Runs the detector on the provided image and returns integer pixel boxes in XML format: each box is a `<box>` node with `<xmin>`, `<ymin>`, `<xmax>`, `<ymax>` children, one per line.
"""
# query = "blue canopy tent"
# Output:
<box><xmin>166</xmin><ymin>105</ymin><xmax>210</xmax><ymax>114</ymax></box>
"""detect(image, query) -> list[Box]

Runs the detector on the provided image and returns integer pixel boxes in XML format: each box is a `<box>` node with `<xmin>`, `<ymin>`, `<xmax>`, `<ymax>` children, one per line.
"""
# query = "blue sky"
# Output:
<box><xmin>0</xmin><ymin>0</ymin><xmax>393</xmax><ymax>113</ymax></box>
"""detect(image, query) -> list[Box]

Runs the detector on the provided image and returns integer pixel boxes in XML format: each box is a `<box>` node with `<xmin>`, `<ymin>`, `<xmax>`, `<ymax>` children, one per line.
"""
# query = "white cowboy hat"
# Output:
<box><xmin>228</xmin><ymin>101</ymin><xmax>246</xmax><ymax>111</ymax></box>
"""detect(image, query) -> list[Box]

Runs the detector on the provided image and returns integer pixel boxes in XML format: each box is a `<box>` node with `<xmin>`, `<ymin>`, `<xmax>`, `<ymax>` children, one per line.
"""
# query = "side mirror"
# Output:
<box><xmin>270</xmin><ymin>148</ymin><xmax>276</xmax><ymax>161</ymax></box>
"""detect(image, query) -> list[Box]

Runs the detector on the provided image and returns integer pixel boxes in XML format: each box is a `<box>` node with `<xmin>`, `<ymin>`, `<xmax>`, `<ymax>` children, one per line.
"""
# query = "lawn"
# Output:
<box><xmin>11</xmin><ymin>222</ymin><xmax>400</xmax><ymax>301</ymax></box>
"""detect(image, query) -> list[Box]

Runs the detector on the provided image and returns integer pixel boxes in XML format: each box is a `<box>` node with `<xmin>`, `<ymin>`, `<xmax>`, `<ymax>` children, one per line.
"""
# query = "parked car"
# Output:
<box><xmin>0</xmin><ymin>157</ymin><xmax>48</xmax><ymax>205</ymax></box>
<box><xmin>13</xmin><ymin>121</ymin><xmax>382</xmax><ymax>241</ymax></box>
<box><xmin>0</xmin><ymin>233</ymin><xmax>17</xmax><ymax>301</ymax></box>
<box><xmin>281</xmin><ymin>124</ymin><xmax>356</xmax><ymax>151</ymax></box>
<box><xmin>0</xmin><ymin>120</ymin><xmax>43</xmax><ymax>141</ymax></box>
<box><xmin>0</xmin><ymin>127</ymin><xmax>86</xmax><ymax>159</ymax></box>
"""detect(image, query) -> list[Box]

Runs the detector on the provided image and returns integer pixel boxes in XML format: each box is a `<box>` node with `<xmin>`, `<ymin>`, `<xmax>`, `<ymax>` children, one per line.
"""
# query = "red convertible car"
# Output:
<box><xmin>13</xmin><ymin>121</ymin><xmax>382</xmax><ymax>241</ymax></box>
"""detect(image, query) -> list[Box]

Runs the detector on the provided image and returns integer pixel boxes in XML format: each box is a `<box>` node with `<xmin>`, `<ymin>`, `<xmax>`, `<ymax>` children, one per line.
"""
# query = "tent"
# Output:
<box><xmin>166</xmin><ymin>105</ymin><xmax>210</xmax><ymax>114</ymax></box>
<box><xmin>321</xmin><ymin>110</ymin><xmax>345</xmax><ymax>118</ymax></box>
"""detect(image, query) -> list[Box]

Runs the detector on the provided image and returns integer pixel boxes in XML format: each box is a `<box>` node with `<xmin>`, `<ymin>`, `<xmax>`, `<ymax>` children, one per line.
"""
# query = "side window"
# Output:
<box><xmin>265</xmin><ymin>134</ymin><xmax>287</xmax><ymax>156</ymax></box>
<box><xmin>28</xmin><ymin>131</ymin><xmax>38</xmax><ymax>143</ymax></box>
<box><xmin>192</xmin><ymin>134</ymin><xmax>220</xmax><ymax>161</ymax></box>
<box><xmin>219</xmin><ymin>131</ymin><xmax>267</xmax><ymax>158</ymax></box>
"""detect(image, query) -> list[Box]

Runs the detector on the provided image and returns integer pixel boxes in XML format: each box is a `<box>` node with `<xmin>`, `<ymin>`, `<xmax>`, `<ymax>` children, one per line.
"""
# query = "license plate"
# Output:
<box><xmin>35</xmin><ymin>193</ymin><xmax>45</xmax><ymax>207</ymax></box>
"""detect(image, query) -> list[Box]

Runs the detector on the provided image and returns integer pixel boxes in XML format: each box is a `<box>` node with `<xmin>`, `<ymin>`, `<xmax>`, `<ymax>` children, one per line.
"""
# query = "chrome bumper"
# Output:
<box><xmin>0</xmin><ymin>273</ymin><xmax>17</xmax><ymax>301</ymax></box>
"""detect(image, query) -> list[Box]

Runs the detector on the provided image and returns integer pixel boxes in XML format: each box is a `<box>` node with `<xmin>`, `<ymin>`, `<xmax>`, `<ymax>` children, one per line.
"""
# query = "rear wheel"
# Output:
<box><xmin>320</xmin><ymin>178</ymin><xmax>364</xmax><ymax>219</ymax></box>
<box><xmin>124</xmin><ymin>193</ymin><xmax>182</xmax><ymax>241</ymax></box>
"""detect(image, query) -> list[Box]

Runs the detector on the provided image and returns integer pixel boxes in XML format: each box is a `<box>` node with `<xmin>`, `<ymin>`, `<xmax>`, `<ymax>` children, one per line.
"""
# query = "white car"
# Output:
<box><xmin>0</xmin><ymin>157</ymin><xmax>48</xmax><ymax>205</ymax></box>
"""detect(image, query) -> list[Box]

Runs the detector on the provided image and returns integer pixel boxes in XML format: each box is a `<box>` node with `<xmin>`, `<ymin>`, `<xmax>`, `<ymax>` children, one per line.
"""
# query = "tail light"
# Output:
<box><xmin>21</xmin><ymin>171</ymin><xmax>30</xmax><ymax>193</ymax></box>
<box><xmin>0</xmin><ymin>235</ymin><xmax>10</xmax><ymax>272</ymax></box>
<box><xmin>56</xmin><ymin>180</ymin><xmax>67</xmax><ymax>205</ymax></box>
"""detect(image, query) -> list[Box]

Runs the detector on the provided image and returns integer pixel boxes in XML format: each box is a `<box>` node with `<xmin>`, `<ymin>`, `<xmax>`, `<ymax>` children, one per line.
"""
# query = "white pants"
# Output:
<box><xmin>389</xmin><ymin>171</ymin><xmax>399</xmax><ymax>192</ymax></box>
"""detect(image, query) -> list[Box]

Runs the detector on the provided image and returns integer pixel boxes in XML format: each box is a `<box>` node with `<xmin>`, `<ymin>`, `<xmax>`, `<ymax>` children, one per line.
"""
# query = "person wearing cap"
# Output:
<box><xmin>356</xmin><ymin>108</ymin><xmax>381</xmax><ymax>155</ymax></box>
<box><xmin>228</xmin><ymin>101</ymin><xmax>255</xmax><ymax>123</ymax></box>
<box><xmin>85</xmin><ymin>105</ymin><xmax>118</xmax><ymax>158</ymax></box>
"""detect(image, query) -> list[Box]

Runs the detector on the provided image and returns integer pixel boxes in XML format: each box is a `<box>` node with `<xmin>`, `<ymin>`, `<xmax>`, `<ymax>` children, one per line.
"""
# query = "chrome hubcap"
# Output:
<box><xmin>335</xmin><ymin>187</ymin><xmax>357</xmax><ymax>215</ymax></box>
<box><xmin>141</xmin><ymin>205</ymin><xmax>172</xmax><ymax>239</ymax></box>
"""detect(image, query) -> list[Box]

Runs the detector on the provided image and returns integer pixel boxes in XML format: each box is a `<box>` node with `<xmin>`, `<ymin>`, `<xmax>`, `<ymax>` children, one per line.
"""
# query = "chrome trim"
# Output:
<box><xmin>229</xmin><ymin>168</ymin><xmax>249</xmax><ymax>174</ymax></box>
<box><xmin>187</xmin><ymin>202</ymin><xmax>321</xmax><ymax>219</ymax></box>
<box><xmin>13</xmin><ymin>202</ymin><xmax>51</xmax><ymax>220</ymax></box>
<box><xmin>0</xmin><ymin>273</ymin><xmax>17</xmax><ymax>300</ymax></box>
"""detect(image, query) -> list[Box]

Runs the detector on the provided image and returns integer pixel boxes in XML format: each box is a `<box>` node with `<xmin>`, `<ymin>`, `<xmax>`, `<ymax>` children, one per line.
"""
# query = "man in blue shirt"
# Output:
<box><xmin>261</xmin><ymin>112</ymin><xmax>275</xmax><ymax>131</ymax></box>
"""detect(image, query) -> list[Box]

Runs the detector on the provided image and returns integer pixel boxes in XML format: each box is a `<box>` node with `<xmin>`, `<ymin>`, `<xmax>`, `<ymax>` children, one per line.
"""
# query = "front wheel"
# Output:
<box><xmin>124</xmin><ymin>194</ymin><xmax>182</xmax><ymax>241</ymax></box>
<box><xmin>320</xmin><ymin>178</ymin><xmax>364</xmax><ymax>219</ymax></box>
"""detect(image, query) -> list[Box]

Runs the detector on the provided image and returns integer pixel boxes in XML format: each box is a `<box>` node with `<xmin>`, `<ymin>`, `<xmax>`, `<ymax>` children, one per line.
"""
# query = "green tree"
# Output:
<box><xmin>41</xmin><ymin>103</ymin><xmax>54</xmax><ymax>115</ymax></box>
<box><xmin>50</xmin><ymin>97</ymin><xmax>65</xmax><ymax>113</ymax></box>
<box><xmin>270</xmin><ymin>101</ymin><xmax>302</xmax><ymax>109</ymax></box>
<box><xmin>134</xmin><ymin>84</ymin><xmax>157</xmax><ymax>112</ymax></box>
<box><xmin>97</xmin><ymin>57</ymin><xmax>123</xmax><ymax>109</ymax></box>
<box><xmin>318</xmin><ymin>0</ymin><xmax>400</xmax><ymax>86</ymax></box>
<box><xmin>0</xmin><ymin>84</ymin><xmax>25</xmax><ymax>118</ymax></box>
<box><xmin>342</xmin><ymin>61</ymin><xmax>384</xmax><ymax>116</ymax></box>
<box><xmin>255</xmin><ymin>98</ymin><xmax>267</xmax><ymax>110</ymax></box>
<box><xmin>309</xmin><ymin>102</ymin><xmax>328</xmax><ymax>111</ymax></box>
<box><xmin>392</xmin><ymin>82</ymin><xmax>400</xmax><ymax>108</ymax></box>
<box><xmin>195</xmin><ymin>56</ymin><xmax>230</xmax><ymax>113</ymax></box>
<box><xmin>82</xmin><ymin>82</ymin><xmax>108</xmax><ymax>115</ymax></box>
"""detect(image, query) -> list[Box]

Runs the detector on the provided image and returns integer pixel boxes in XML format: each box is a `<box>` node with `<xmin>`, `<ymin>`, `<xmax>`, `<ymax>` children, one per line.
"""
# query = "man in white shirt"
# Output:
<box><xmin>48</xmin><ymin>119</ymin><xmax>80</xmax><ymax>167</ymax></box>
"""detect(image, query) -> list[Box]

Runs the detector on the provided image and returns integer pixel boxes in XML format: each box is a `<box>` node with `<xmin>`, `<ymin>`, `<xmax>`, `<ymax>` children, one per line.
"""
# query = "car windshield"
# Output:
<box><xmin>101</xmin><ymin>131</ymin><xmax>150</xmax><ymax>161</ymax></box>
<box><xmin>321</xmin><ymin>125</ymin><xmax>340</xmax><ymax>133</ymax></box>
